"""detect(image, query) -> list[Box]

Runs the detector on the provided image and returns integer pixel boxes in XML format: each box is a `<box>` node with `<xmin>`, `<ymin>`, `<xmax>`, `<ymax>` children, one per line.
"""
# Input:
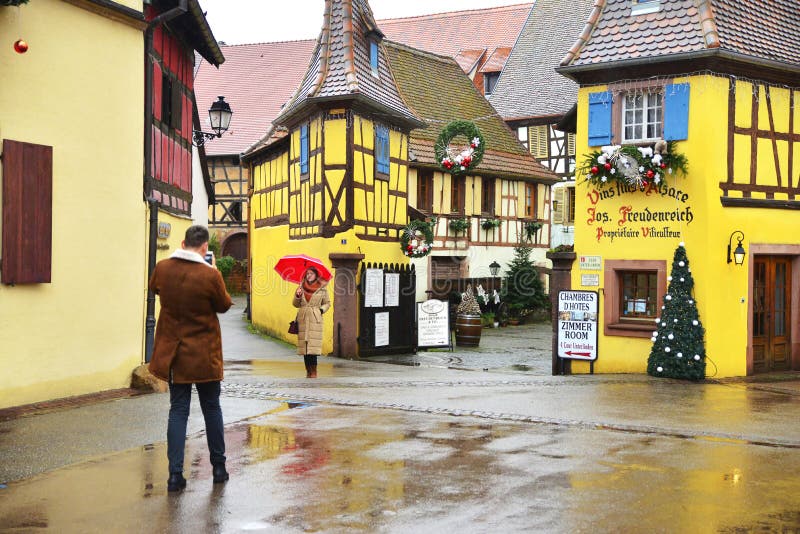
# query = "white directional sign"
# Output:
<box><xmin>557</xmin><ymin>290</ymin><xmax>599</xmax><ymax>361</ymax></box>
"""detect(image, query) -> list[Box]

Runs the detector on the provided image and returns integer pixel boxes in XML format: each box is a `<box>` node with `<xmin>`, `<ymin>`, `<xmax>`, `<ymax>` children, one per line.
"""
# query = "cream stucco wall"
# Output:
<box><xmin>0</xmin><ymin>0</ymin><xmax>146</xmax><ymax>407</ymax></box>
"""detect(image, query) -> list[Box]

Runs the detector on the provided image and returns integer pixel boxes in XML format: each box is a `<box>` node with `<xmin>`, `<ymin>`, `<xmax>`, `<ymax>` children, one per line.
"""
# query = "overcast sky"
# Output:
<box><xmin>198</xmin><ymin>0</ymin><xmax>529</xmax><ymax>44</ymax></box>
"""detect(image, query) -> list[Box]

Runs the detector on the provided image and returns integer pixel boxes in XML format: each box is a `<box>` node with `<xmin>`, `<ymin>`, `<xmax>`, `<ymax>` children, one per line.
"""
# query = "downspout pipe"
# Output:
<box><xmin>144</xmin><ymin>0</ymin><xmax>188</xmax><ymax>363</ymax></box>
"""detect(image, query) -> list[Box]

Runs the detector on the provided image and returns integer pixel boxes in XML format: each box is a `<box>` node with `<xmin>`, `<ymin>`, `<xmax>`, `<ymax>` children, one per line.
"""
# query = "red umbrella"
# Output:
<box><xmin>274</xmin><ymin>254</ymin><xmax>332</xmax><ymax>284</ymax></box>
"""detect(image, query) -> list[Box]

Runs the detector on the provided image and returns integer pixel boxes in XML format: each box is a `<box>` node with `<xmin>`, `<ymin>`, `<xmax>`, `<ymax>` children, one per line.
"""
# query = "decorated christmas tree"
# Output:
<box><xmin>647</xmin><ymin>243</ymin><xmax>706</xmax><ymax>380</ymax></box>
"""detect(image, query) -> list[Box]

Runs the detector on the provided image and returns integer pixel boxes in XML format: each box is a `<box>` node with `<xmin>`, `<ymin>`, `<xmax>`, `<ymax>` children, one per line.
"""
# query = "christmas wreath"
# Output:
<box><xmin>434</xmin><ymin>120</ymin><xmax>485</xmax><ymax>175</ymax></box>
<box><xmin>579</xmin><ymin>140</ymin><xmax>688</xmax><ymax>189</ymax></box>
<box><xmin>400</xmin><ymin>219</ymin><xmax>434</xmax><ymax>258</ymax></box>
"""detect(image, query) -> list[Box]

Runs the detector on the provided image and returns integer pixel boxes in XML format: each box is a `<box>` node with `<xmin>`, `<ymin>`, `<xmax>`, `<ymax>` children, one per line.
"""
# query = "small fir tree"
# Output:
<box><xmin>503</xmin><ymin>245</ymin><xmax>547</xmax><ymax>315</ymax></box>
<box><xmin>457</xmin><ymin>284</ymin><xmax>481</xmax><ymax>315</ymax></box>
<box><xmin>647</xmin><ymin>243</ymin><xmax>706</xmax><ymax>380</ymax></box>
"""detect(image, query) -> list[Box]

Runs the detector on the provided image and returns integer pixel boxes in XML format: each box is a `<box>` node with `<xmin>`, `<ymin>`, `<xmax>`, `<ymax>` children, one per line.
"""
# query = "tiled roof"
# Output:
<box><xmin>454</xmin><ymin>48</ymin><xmax>487</xmax><ymax>74</ymax></box>
<box><xmin>489</xmin><ymin>0</ymin><xmax>594</xmax><ymax>120</ymax></box>
<box><xmin>194</xmin><ymin>40</ymin><xmax>316</xmax><ymax>156</ymax></box>
<box><xmin>712</xmin><ymin>0</ymin><xmax>800</xmax><ymax>66</ymax></box>
<box><xmin>378</xmin><ymin>3</ymin><xmax>532</xmax><ymax>59</ymax></box>
<box><xmin>275</xmin><ymin>0</ymin><xmax>421</xmax><ymax>129</ymax></box>
<box><xmin>384</xmin><ymin>41</ymin><xmax>557</xmax><ymax>182</ymax></box>
<box><xmin>479</xmin><ymin>47</ymin><xmax>512</xmax><ymax>73</ymax></box>
<box><xmin>561</xmin><ymin>0</ymin><xmax>800</xmax><ymax>69</ymax></box>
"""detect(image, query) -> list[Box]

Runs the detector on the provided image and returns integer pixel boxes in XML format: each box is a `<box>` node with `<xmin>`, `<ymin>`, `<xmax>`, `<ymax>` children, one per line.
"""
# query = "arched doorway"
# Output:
<box><xmin>221</xmin><ymin>232</ymin><xmax>247</xmax><ymax>261</ymax></box>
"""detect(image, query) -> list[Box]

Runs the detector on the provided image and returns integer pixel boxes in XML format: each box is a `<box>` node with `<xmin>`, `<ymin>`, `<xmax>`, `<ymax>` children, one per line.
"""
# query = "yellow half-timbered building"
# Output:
<box><xmin>558</xmin><ymin>0</ymin><xmax>800</xmax><ymax>377</ymax></box>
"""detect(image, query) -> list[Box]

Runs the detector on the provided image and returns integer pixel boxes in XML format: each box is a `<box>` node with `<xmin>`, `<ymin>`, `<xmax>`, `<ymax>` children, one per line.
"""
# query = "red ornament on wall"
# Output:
<box><xmin>14</xmin><ymin>39</ymin><xmax>28</xmax><ymax>54</ymax></box>
<box><xmin>603</xmin><ymin>162</ymin><xmax>612</xmax><ymax>170</ymax></box>
<box><xmin>646</xmin><ymin>169</ymin><xmax>655</xmax><ymax>179</ymax></box>
<box><xmin>590</xmin><ymin>166</ymin><xmax>599</xmax><ymax>174</ymax></box>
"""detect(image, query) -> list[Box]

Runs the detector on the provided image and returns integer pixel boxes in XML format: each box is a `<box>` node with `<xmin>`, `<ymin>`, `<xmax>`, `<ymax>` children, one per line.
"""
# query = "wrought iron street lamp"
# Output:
<box><xmin>193</xmin><ymin>96</ymin><xmax>233</xmax><ymax>147</ymax></box>
<box><xmin>727</xmin><ymin>230</ymin><xmax>746</xmax><ymax>265</ymax></box>
<box><xmin>489</xmin><ymin>261</ymin><xmax>501</xmax><ymax>277</ymax></box>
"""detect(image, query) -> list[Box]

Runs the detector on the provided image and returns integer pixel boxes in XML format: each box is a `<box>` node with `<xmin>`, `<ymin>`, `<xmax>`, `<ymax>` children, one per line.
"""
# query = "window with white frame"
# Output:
<box><xmin>622</xmin><ymin>91</ymin><xmax>663</xmax><ymax>142</ymax></box>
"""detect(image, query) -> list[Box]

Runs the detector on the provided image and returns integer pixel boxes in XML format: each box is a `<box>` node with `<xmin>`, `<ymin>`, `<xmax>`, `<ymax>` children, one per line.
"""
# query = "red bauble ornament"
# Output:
<box><xmin>406</xmin><ymin>245</ymin><xmax>413</xmax><ymax>252</ymax></box>
<box><xmin>603</xmin><ymin>163</ymin><xmax>612</xmax><ymax>170</ymax></box>
<box><xmin>660</xmin><ymin>163</ymin><xmax>666</xmax><ymax>169</ymax></box>
<box><xmin>462</xmin><ymin>156</ymin><xmax>471</xmax><ymax>167</ymax></box>
<box><xmin>14</xmin><ymin>39</ymin><xmax>28</xmax><ymax>54</ymax></box>
<box><xmin>590</xmin><ymin>166</ymin><xmax>599</xmax><ymax>174</ymax></box>
<box><xmin>646</xmin><ymin>169</ymin><xmax>655</xmax><ymax>179</ymax></box>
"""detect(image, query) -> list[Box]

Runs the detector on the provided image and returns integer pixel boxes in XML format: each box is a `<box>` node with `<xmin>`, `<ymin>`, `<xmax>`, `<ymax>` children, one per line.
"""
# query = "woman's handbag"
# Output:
<box><xmin>288</xmin><ymin>319</ymin><xmax>299</xmax><ymax>334</ymax></box>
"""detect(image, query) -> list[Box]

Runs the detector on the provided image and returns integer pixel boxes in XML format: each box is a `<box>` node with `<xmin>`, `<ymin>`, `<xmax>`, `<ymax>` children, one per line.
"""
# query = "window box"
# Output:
<box><xmin>481</xmin><ymin>218</ymin><xmax>502</xmax><ymax>231</ymax></box>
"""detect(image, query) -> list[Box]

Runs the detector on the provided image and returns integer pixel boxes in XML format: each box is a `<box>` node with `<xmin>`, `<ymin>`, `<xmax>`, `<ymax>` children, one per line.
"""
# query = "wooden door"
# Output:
<box><xmin>752</xmin><ymin>256</ymin><xmax>792</xmax><ymax>373</ymax></box>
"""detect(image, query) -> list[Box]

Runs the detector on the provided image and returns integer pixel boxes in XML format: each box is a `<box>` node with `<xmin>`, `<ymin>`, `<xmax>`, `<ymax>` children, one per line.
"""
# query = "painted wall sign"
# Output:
<box><xmin>581</xmin><ymin>274</ymin><xmax>600</xmax><ymax>287</ymax></box>
<box><xmin>579</xmin><ymin>255</ymin><xmax>601</xmax><ymax>270</ymax></box>
<box><xmin>364</xmin><ymin>268</ymin><xmax>384</xmax><ymax>307</ymax></box>
<box><xmin>584</xmin><ymin>184</ymin><xmax>694</xmax><ymax>243</ymax></box>
<box><xmin>157</xmin><ymin>222</ymin><xmax>171</xmax><ymax>239</ymax></box>
<box><xmin>417</xmin><ymin>299</ymin><xmax>450</xmax><ymax>348</ymax></box>
<box><xmin>558</xmin><ymin>290</ymin><xmax>598</xmax><ymax>361</ymax></box>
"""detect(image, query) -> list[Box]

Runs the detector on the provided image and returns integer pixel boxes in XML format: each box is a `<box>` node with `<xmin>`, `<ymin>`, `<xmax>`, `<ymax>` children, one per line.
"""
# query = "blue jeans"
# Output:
<box><xmin>167</xmin><ymin>381</ymin><xmax>226</xmax><ymax>474</ymax></box>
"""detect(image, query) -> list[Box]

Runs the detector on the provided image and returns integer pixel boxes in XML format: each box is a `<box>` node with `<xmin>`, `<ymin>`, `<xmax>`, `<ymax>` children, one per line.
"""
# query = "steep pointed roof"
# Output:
<box><xmin>274</xmin><ymin>0</ymin><xmax>423</xmax><ymax>129</ymax></box>
<box><xmin>383</xmin><ymin>41</ymin><xmax>558</xmax><ymax>183</ymax></box>
<box><xmin>489</xmin><ymin>0</ymin><xmax>594</xmax><ymax>121</ymax></box>
<box><xmin>559</xmin><ymin>0</ymin><xmax>800</xmax><ymax>78</ymax></box>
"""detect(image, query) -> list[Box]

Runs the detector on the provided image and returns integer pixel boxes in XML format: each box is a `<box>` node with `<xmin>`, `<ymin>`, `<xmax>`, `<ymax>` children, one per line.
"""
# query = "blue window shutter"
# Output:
<box><xmin>300</xmin><ymin>124</ymin><xmax>309</xmax><ymax>174</ymax></box>
<box><xmin>376</xmin><ymin>125</ymin><xmax>389</xmax><ymax>174</ymax></box>
<box><xmin>664</xmin><ymin>83</ymin><xmax>690</xmax><ymax>141</ymax></box>
<box><xmin>587</xmin><ymin>91</ymin><xmax>613</xmax><ymax>146</ymax></box>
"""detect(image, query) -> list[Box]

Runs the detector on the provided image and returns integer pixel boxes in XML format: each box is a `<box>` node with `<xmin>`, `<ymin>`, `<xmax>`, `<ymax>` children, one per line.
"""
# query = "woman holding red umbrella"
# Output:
<box><xmin>292</xmin><ymin>267</ymin><xmax>331</xmax><ymax>377</ymax></box>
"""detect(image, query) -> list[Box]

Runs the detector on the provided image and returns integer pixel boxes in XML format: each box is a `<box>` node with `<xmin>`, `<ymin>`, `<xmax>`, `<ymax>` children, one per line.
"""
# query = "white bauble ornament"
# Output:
<box><xmin>665</xmin><ymin>347</ymin><xmax>671</xmax><ymax>353</ymax></box>
<box><xmin>679</xmin><ymin>261</ymin><xmax>685</xmax><ymax>267</ymax></box>
<box><xmin>653</xmin><ymin>331</ymin><xmax>659</xmax><ymax>336</ymax></box>
<box><xmin>693</xmin><ymin>355</ymin><xmax>701</xmax><ymax>361</ymax></box>
<box><xmin>680</xmin><ymin>277</ymin><xmax>685</xmax><ymax>282</ymax></box>
<box><xmin>655</xmin><ymin>317</ymin><xmax>661</xmax><ymax>323</ymax></box>
<box><xmin>657</xmin><ymin>366</ymin><xmax>663</xmax><ymax>372</ymax></box>
<box><xmin>677</xmin><ymin>352</ymin><xmax>683</xmax><ymax>358</ymax></box>
<box><xmin>674</xmin><ymin>319</ymin><xmax>678</xmax><ymax>323</ymax></box>
<box><xmin>689</xmin><ymin>300</ymin><xmax>694</xmax><ymax>305</ymax></box>
<box><xmin>666</xmin><ymin>295</ymin><xmax>672</xmax><ymax>301</ymax></box>
<box><xmin>661</xmin><ymin>306</ymin><xmax>665</xmax><ymax>310</ymax></box>
<box><xmin>679</xmin><ymin>242</ymin><xmax>685</xmax><ymax>247</ymax></box>
<box><xmin>651</xmin><ymin>337</ymin><xmax>657</xmax><ymax>342</ymax></box>
<box><xmin>668</xmin><ymin>334</ymin><xmax>674</xmax><ymax>340</ymax></box>
<box><xmin>667</xmin><ymin>276</ymin><xmax>672</xmax><ymax>281</ymax></box>
<box><xmin>692</xmin><ymin>320</ymin><xmax>699</xmax><ymax>326</ymax></box>
<box><xmin>662</xmin><ymin>322</ymin><xmax>667</xmax><ymax>327</ymax></box>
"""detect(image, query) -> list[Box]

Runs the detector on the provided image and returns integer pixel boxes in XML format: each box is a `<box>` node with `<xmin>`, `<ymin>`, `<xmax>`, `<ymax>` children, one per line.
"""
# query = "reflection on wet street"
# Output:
<box><xmin>3</xmin><ymin>401</ymin><xmax>800</xmax><ymax>532</ymax></box>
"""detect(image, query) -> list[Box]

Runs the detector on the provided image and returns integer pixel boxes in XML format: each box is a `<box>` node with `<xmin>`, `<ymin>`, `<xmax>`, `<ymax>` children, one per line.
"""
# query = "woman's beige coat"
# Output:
<box><xmin>292</xmin><ymin>281</ymin><xmax>331</xmax><ymax>355</ymax></box>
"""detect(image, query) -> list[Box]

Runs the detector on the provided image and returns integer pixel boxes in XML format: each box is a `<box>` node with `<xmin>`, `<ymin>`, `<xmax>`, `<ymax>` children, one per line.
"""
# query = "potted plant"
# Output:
<box><xmin>448</xmin><ymin>217</ymin><xmax>470</xmax><ymax>234</ymax></box>
<box><xmin>455</xmin><ymin>284</ymin><xmax>482</xmax><ymax>347</ymax></box>
<box><xmin>480</xmin><ymin>311</ymin><xmax>496</xmax><ymax>328</ymax></box>
<box><xmin>481</xmin><ymin>217</ymin><xmax>502</xmax><ymax>231</ymax></box>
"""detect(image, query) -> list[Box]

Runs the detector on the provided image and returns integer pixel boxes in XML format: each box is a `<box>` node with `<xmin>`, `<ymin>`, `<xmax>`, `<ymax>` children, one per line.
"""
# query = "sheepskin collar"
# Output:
<box><xmin>170</xmin><ymin>248</ymin><xmax>213</xmax><ymax>267</ymax></box>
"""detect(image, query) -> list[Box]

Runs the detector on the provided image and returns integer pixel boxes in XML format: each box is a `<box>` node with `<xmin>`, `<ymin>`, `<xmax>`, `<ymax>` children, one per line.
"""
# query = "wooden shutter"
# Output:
<box><xmin>300</xmin><ymin>124</ymin><xmax>309</xmax><ymax>175</ymax></box>
<box><xmin>567</xmin><ymin>133</ymin><xmax>576</xmax><ymax>156</ymax></box>
<box><xmin>528</xmin><ymin>125</ymin><xmax>548</xmax><ymax>158</ymax></box>
<box><xmin>663</xmin><ymin>83</ymin><xmax>690</xmax><ymax>141</ymax></box>
<box><xmin>552</xmin><ymin>186</ymin><xmax>565</xmax><ymax>224</ymax></box>
<box><xmin>588</xmin><ymin>91</ymin><xmax>613</xmax><ymax>146</ymax></box>
<box><xmin>171</xmin><ymin>82</ymin><xmax>183</xmax><ymax>131</ymax></box>
<box><xmin>2</xmin><ymin>140</ymin><xmax>53</xmax><ymax>284</ymax></box>
<box><xmin>376</xmin><ymin>125</ymin><xmax>390</xmax><ymax>175</ymax></box>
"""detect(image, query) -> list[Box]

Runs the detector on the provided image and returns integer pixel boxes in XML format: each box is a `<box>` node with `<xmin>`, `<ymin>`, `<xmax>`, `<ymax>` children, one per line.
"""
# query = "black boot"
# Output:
<box><xmin>304</xmin><ymin>355</ymin><xmax>318</xmax><ymax>378</ymax></box>
<box><xmin>212</xmin><ymin>464</ymin><xmax>229</xmax><ymax>484</ymax></box>
<box><xmin>167</xmin><ymin>473</ymin><xmax>187</xmax><ymax>492</ymax></box>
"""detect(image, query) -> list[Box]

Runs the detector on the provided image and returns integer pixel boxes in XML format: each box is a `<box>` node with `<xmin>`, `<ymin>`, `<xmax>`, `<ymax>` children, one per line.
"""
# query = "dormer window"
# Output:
<box><xmin>370</xmin><ymin>41</ymin><xmax>379</xmax><ymax>77</ymax></box>
<box><xmin>484</xmin><ymin>72</ymin><xmax>500</xmax><ymax>95</ymax></box>
<box><xmin>631</xmin><ymin>0</ymin><xmax>661</xmax><ymax>15</ymax></box>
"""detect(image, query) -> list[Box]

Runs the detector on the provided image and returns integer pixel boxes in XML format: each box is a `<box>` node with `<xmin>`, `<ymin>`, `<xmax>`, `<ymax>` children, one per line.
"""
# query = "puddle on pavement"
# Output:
<box><xmin>2</xmin><ymin>403</ymin><xmax>800</xmax><ymax>532</ymax></box>
<box><xmin>226</xmin><ymin>359</ymin><xmax>338</xmax><ymax>378</ymax></box>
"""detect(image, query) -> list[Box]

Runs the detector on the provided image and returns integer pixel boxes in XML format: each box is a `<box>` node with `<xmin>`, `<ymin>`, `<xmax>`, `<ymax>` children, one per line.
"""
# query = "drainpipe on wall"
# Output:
<box><xmin>143</xmin><ymin>0</ymin><xmax>188</xmax><ymax>363</ymax></box>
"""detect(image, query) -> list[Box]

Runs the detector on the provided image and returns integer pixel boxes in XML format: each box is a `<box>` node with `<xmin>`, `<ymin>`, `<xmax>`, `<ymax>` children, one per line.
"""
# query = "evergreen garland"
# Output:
<box><xmin>647</xmin><ymin>243</ymin><xmax>706</xmax><ymax>380</ymax></box>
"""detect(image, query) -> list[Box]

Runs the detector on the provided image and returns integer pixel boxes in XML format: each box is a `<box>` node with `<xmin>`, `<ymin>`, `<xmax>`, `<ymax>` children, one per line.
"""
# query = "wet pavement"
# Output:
<box><xmin>2</xmin><ymin>297</ymin><xmax>800</xmax><ymax>532</ymax></box>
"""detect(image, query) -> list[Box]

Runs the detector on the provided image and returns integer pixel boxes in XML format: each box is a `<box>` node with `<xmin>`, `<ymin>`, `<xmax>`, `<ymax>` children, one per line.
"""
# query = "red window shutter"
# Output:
<box><xmin>2</xmin><ymin>140</ymin><xmax>53</xmax><ymax>284</ymax></box>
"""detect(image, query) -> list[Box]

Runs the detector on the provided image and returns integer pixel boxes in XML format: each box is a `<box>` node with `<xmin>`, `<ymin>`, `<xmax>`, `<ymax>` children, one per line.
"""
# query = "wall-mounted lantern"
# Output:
<box><xmin>193</xmin><ymin>96</ymin><xmax>233</xmax><ymax>147</ymax></box>
<box><xmin>727</xmin><ymin>230</ymin><xmax>746</xmax><ymax>265</ymax></box>
<box><xmin>489</xmin><ymin>261</ymin><xmax>501</xmax><ymax>277</ymax></box>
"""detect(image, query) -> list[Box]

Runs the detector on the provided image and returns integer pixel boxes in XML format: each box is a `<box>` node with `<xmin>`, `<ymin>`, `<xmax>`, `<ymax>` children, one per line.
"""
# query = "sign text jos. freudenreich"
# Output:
<box><xmin>558</xmin><ymin>290</ymin><xmax>599</xmax><ymax>361</ymax></box>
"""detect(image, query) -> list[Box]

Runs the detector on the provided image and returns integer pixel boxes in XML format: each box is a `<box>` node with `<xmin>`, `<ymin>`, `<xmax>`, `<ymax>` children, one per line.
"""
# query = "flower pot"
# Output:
<box><xmin>455</xmin><ymin>313</ymin><xmax>482</xmax><ymax>347</ymax></box>
<box><xmin>508</xmin><ymin>318</ymin><xmax>520</xmax><ymax>326</ymax></box>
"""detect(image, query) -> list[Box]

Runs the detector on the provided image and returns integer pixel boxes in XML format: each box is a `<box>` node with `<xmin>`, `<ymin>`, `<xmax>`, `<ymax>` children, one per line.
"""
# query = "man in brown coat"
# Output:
<box><xmin>148</xmin><ymin>225</ymin><xmax>233</xmax><ymax>492</ymax></box>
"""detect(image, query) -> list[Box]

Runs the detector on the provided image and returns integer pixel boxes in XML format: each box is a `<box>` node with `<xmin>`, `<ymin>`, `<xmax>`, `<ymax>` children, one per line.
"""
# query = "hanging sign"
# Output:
<box><xmin>557</xmin><ymin>290</ymin><xmax>598</xmax><ymax>361</ymax></box>
<box><xmin>416</xmin><ymin>299</ymin><xmax>450</xmax><ymax>349</ymax></box>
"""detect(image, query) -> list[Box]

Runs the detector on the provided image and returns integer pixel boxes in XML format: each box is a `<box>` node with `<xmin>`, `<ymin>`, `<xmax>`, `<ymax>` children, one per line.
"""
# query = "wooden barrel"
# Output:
<box><xmin>455</xmin><ymin>313</ymin><xmax>482</xmax><ymax>347</ymax></box>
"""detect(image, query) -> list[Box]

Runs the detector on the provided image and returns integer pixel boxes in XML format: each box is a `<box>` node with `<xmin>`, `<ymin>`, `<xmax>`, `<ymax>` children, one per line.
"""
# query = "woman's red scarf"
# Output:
<box><xmin>301</xmin><ymin>276</ymin><xmax>323</xmax><ymax>302</ymax></box>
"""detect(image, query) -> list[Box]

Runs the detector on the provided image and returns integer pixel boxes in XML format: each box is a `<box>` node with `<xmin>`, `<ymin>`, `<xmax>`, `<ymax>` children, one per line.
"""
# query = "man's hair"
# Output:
<box><xmin>184</xmin><ymin>225</ymin><xmax>209</xmax><ymax>248</ymax></box>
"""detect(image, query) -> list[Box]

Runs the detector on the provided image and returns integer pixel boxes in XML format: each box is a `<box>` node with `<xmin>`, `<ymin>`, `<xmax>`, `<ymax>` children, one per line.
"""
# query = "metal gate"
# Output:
<box><xmin>358</xmin><ymin>262</ymin><xmax>416</xmax><ymax>357</ymax></box>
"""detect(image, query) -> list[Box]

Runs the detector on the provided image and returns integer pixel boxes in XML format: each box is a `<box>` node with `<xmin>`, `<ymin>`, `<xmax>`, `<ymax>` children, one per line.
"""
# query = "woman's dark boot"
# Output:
<box><xmin>304</xmin><ymin>355</ymin><xmax>318</xmax><ymax>378</ymax></box>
